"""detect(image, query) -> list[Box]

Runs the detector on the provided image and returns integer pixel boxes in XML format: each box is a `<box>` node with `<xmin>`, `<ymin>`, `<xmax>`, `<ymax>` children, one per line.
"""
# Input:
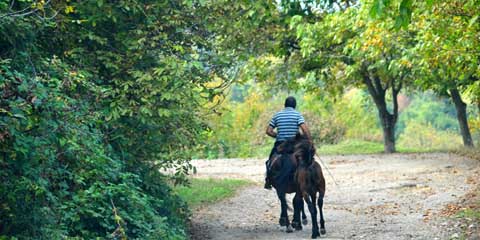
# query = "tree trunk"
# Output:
<box><xmin>450</xmin><ymin>88</ymin><xmax>474</xmax><ymax>147</ymax></box>
<box><xmin>362</xmin><ymin>70</ymin><xmax>400</xmax><ymax>153</ymax></box>
<box><xmin>378</xmin><ymin>107</ymin><xmax>396</xmax><ymax>153</ymax></box>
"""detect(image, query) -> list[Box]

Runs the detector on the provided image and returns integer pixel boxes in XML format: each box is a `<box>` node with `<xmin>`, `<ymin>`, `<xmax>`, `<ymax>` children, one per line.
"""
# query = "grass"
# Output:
<box><xmin>456</xmin><ymin>207</ymin><xmax>480</xmax><ymax>219</ymax></box>
<box><xmin>318</xmin><ymin>140</ymin><xmax>385</xmax><ymax>155</ymax></box>
<box><xmin>174</xmin><ymin>178</ymin><xmax>252</xmax><ymax>209</ymax></box>
<box><xmin>454</xmin><ymin>198</ymin><xmax>480</xmax><ymax>240</ymax></box>
<box><xmin>198</xmin><ymin>139</ymin><xmax>467</xmax><ymax>158</ymax></box>
<box><xmin>317</xmin><ymin>139</ymin><xmax>449</xmax><ymax>155</ymax></box>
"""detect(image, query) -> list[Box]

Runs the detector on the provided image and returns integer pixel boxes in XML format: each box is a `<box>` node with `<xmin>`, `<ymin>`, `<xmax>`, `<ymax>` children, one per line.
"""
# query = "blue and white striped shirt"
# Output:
<box><xmin>269</xmin><ymin>107</ymin><xmax>305</xmax><ymax>142</ymax></box>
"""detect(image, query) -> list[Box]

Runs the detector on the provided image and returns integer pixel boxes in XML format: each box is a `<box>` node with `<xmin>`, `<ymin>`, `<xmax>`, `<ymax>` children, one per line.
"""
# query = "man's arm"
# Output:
<box><xmin>266</xmin><ymin>126</ymin><xmax>277</xmax><ymax>139</ymax></box>
<box><xmin>299</xmin><ymin>123</ymin><xmax>313</xmax><ymax>144</ymax></box>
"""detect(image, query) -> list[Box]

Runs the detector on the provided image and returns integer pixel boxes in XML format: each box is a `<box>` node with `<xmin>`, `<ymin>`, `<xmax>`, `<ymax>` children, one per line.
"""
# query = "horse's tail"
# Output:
<box><xmin>312</xmin><ymin>162</ymin><xmax>326</xmax><ymax>195</ymax></box>
<box><xmin>308</xmin><ymin>162</ymin><xmax>326</xmax><ymax>195</ymax></box>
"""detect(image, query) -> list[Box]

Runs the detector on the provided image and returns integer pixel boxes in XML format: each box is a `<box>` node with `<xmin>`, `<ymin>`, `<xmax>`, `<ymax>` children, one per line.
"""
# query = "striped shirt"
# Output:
<box><xmin>269</xmin><ymin>107</ymin><xmax>305</xmax><ymax>141</ymax></box>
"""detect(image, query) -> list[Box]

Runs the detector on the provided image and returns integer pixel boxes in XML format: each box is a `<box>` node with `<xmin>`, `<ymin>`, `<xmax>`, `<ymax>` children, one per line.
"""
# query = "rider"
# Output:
<box><xmin>264</xmin><ymin>96</ymin><xmax>312</xmax><ymax>189</ymax></box>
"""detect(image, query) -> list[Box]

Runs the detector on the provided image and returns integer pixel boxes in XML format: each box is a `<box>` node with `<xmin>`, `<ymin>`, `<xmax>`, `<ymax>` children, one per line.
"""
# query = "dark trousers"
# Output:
<box><xmin>266</xmin><ymin>141</ymin><xmax>284</xmax><ymax>178</ymax></box>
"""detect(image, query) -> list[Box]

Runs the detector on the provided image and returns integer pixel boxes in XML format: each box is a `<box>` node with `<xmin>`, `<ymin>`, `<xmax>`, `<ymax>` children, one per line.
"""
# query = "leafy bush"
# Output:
<box><xmin>469</xmin><ymin>117</ymin><xmax>480</xmax><ymax>145</ymax></box>
<box><xmin>302</xmin><ymin>110</ymin><xmax>346</xmax><ymax>144</ymax></box>
<box><xmin>398</xmin><ymin>121</ymin><xmax>462</xmax><ymax>150</ymax></box>
<box><xmin>0</xmin><ymin>0</ymin><xmax>233</xmax><ymax>238</ymax></box>
<box><xmin>0</xmin><ymin>62</ymin><xmax>189</xmax><ymax>239</ymax></box>
<box><xmin>197</xmin><ymin>89</ymin><xmax>276</xmax><ymax>158</ymax></box>
<box><xmin>397</xmin><ymin>92</ymin><xmax>459</xmax><ymax>135</ymax></box>
<box><xmin>303</xmin><ymin>89</ymin><xmax>382</xmax><ymax>144</ymax></box>
<box><xmin>196</xmin><ymin>86</ymin><xmax>476</xmax><ymax>158</ymax></box>
<box><xmin>196</xmin><ymin>87</ymin><xmax>383</xmax><ymax>158</ymax></box>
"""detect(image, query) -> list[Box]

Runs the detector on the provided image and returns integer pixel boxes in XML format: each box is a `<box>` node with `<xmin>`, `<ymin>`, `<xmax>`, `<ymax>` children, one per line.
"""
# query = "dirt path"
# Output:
<box><xmin>189</xmin><ymin>153</ymin><xmax>480</xmax><ymax>240</ymax></box>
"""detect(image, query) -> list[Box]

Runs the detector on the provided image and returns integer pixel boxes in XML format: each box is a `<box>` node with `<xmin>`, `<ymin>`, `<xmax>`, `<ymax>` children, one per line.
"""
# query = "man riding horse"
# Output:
<box><xmin>264</xmin><ymin>96</ymin><xmax>327</xmax><ymax>238</ymax></box>
<box><xmin>264</xmin><ymin>96</ymin><xmax>313</xmax><ymax>189</ymax></box>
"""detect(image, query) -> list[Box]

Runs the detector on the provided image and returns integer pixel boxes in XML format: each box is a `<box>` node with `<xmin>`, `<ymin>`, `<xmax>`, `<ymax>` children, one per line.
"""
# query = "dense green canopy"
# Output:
<box><xmin>1</xmin><ymin>0</ymin><xmax>479</xmax><ymax>239</ymax></box>
<box><xmin>0</xmin><ymin>0</ymin><xmax>243</xmax><ymax>238</ymax></box>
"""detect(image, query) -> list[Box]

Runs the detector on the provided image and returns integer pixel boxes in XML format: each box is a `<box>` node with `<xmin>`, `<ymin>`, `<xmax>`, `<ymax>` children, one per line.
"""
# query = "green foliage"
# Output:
<box><xmin>302</xmin><ymin>89</ymin><xmax>381</xmax><ymax>144</ymax></box>
<box><xmin>2</xmin><ymin>0</ymin><xmax>480</xmax><ymax>238</ymax></box>
<box><xmin>0</xmin><ymin>0</ymin><xmax>246</xmax><ymax>238</ymax></box>
<box><xmin>174</xmin><ymin>178</ymin><xmax>251</xmax><ymax>209</ymax></box>
<box><xmin>319</xmin><ymin>139</ymin><xmax>446</xmax><ymax>155</ymax></box>
<box><xmin>412</xmin><ymin>0</ymin><xmax>480</xmax><ymax>95</ymax></box>
<box><xmin>369</xmin><ymin>0</ymin><xmax>415</xmax><ymax>29</ymax></box>
<box><xmin>197</xmin><ymin>84</ymin><xmax>472</xmax><ymax>158</ymax></box>
<box><xmin>195</xmin><ymin>86</ymin><xmax>278</xmax><ymax>158</ymax></box>
<box><xmin>195</xmin><ymin>86</ymin><xmax>382</xmax><ymax>158</ymax></box>
<box><xmin>397</xmin><ymin>92</ymin><xmax>459</xmax><ymax>132</ymax></box>
<box><xmin>0</xmin><ymin>62</ymin><xmax>188</xmax><ymax>239</ymax></box>
<box><xmin>397</xmin><ymin>121</ymin><xmax>462</xmax><ymax>150</ymax></box>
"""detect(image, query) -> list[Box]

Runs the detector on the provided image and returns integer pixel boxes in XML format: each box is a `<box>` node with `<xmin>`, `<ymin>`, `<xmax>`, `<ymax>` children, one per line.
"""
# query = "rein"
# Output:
<box><xmin>302</xmin><ymin>143</ymin><xmax>339</xmax><ymax>187</ymax></box>
<box><xmin>314</xmin><ymin>152</ymin><xmax>339</xmax><ymax>187</ymax></box>
<box><xmin>282</xmin><ymin>137</ymin><xmax>340</xmax><ymax>187</ymax></box>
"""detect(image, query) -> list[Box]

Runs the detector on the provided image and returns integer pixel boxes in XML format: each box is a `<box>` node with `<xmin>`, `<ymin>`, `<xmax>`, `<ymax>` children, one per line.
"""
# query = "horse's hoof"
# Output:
<box><xmin>291</xmin><ymin>221</ymin><xmax>302</xmax><ymax>231</ymax></box>
<box><xmin>286</xmin><ymin>226</ymin><xmax>293</xmax><ymax>233</ymax></box>
<box><xmin>302</xmin><ymin>217</ymin><xmax>308</xmax><ymax>225</ymax></box>
<box><xmin>320</xmin><ymin>228</ymin><xmax>326</xmax><ymax>235</ymax></box>
<box><xmin>311</xmin><ymin>230</ymin><xmax>320</xmax><ymax>239</ymax></box>
<box><xmin>291</xmin><ymin>221</ymin><xmax>298</xmax><ymax>227</ymax></box>
<box><xmin>279</xmin><ymin>217</ymin><xmax>287</xmax><ymax>226</ymax></box>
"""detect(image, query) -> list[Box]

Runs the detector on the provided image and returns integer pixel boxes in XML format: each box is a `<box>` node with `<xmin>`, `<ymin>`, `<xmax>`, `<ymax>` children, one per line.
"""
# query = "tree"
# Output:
<box><xmin>0</xmin><ymin>0</ymin><xmax>257</xmax><ymax>238</ymax></box>
<box><xmin>290</xmin><ymin>2</ymin><xmax>415</xmax><ymax>153</ymax></box>
<box><xmin>412</xmin><ymin>0</ymin><xmax>479</xmax><ymax>147</ymax></box>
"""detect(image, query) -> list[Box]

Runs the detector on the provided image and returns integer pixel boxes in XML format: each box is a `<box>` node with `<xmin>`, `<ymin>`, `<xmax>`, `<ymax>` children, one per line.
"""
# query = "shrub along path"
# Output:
<box><xmin>189</xmin><ymin>153</ymin><xmax>479</xmax><ymax>240</ymax></box>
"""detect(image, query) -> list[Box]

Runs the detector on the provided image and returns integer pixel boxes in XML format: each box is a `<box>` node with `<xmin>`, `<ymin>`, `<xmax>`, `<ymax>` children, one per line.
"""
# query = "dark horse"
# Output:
<box><xmin>268</xmin><ymin>135</ymin><xmax>308</xmax><ymax>233</ymax></box>
<box><xmin>292</xmin><ymin>136</ymin><xmax>326</xmax><ymax>238</ymax></box>
<box><xmin>269</xmin><ymin>134</ymin><xmax>326</xmax><ymax>238</ymax></box>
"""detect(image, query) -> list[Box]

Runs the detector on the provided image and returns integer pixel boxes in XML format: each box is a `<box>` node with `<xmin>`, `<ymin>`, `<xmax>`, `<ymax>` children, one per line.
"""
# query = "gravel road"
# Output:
<box><xmin>189</xmin><ymin>153</ymin><xmax>480</xmax><ymax>240</ymax></box>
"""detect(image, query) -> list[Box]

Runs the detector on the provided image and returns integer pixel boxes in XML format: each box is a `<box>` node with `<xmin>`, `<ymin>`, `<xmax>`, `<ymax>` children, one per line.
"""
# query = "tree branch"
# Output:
<box><xmin>0</xmin><ymin>0</ymin><xmax>52</xmax><ymax>20</ymax></box>
<box><xmin>372</xmin><ymin>73</ymin><xmax>385</xmax><ymax>95</ymax></box>
<box><xmin>393</xmin><ymin>75</ymin><xmax>403</xmax><ymax>94</ymax></box>
<box><xmin>362</xmin><ymin>70</ymin><xmax>378</xmax><ymax>98</ymax></box>
<box><xmin>392</xmin><ymin>81</ymin><xmax>400</xmax><ymax>116</ymax></box>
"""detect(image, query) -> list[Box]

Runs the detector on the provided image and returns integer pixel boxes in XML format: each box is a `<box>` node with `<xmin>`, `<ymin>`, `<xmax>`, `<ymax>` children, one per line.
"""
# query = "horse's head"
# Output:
<box><xmin>276</xmin><ymin>135</ymin><xmax>298</xmax><ymax>154</ymax></box>
<box><xmin>293</xmin><ymin>137</ymin><xmax>315</xmax><ymax>166</ymax></box>
<box><xmin>276</xmin><ymin>133</ymin><xmax>315</xmax><ymax>166</ymax></box>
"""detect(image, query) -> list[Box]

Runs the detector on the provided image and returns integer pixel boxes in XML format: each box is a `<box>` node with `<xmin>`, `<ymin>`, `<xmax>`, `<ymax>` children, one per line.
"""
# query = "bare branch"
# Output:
<box><xmin>9</xmin><ymin>0</ymin><xmax>15</xmax><ymax>11</ymax></box>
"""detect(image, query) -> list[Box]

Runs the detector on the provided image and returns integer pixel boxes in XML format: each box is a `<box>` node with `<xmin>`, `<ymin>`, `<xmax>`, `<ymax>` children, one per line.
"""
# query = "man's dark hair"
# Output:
<box><xmin>284</xmin><ymin>96</ymin><xmax>296</xmax><ymax>108</ymax></box>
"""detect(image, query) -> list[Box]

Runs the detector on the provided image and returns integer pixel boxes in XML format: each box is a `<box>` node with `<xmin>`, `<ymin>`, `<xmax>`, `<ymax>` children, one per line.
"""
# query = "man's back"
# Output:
<box><xmin>269</xmin><ymin>107</ymin><xmax>305</xmax><ymax>142</ymax></box>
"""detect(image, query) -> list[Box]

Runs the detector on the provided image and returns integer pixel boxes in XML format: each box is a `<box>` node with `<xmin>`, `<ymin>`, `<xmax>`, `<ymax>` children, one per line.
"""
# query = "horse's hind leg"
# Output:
<box><xmin>276</xmin><ymin>191</ymin><xmax>293</xmax><ymax>233</ymax></box>
<box><xmin>317</xmin><ymin>191</ymin><xmax>326</xmax><ymax>235</ymax></box>
<box><xmin>291</xmin><ymin>193</ymin><xmax>303</xmax><ymax>231</ymax></box>
<box><xmin>301</xmin><ymin>201</ymin><xmax>308</xmax><ymax>225</ymax></box>
<box><xmin>304</xmin><ymin>193</ymin><xmax>320</xmax><ymax>239</ymax></box>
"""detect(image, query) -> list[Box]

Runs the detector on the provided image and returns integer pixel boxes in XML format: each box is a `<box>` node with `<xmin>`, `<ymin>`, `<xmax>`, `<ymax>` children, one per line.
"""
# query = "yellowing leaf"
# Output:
<box><xmin>65</xmin><ymin>6</ymin><xmax>75</xmax><ymax>14</ymax></box>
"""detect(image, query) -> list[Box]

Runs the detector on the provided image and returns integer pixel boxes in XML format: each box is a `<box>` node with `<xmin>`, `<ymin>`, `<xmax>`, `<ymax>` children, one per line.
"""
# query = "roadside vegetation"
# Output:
<box><xmin>175</xmin><ymin>178</ymin><xmax>252</xmax><ymax>209</ymax></box>
<box><xmin>1</xmin><ymin>0</ymin><xmax>479</xmax><ymax>239</ymax></box>
<box><xmin>195</xmin><ymin>89</ymin><xmax>477</xmax><ymax>158</ymax></box>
